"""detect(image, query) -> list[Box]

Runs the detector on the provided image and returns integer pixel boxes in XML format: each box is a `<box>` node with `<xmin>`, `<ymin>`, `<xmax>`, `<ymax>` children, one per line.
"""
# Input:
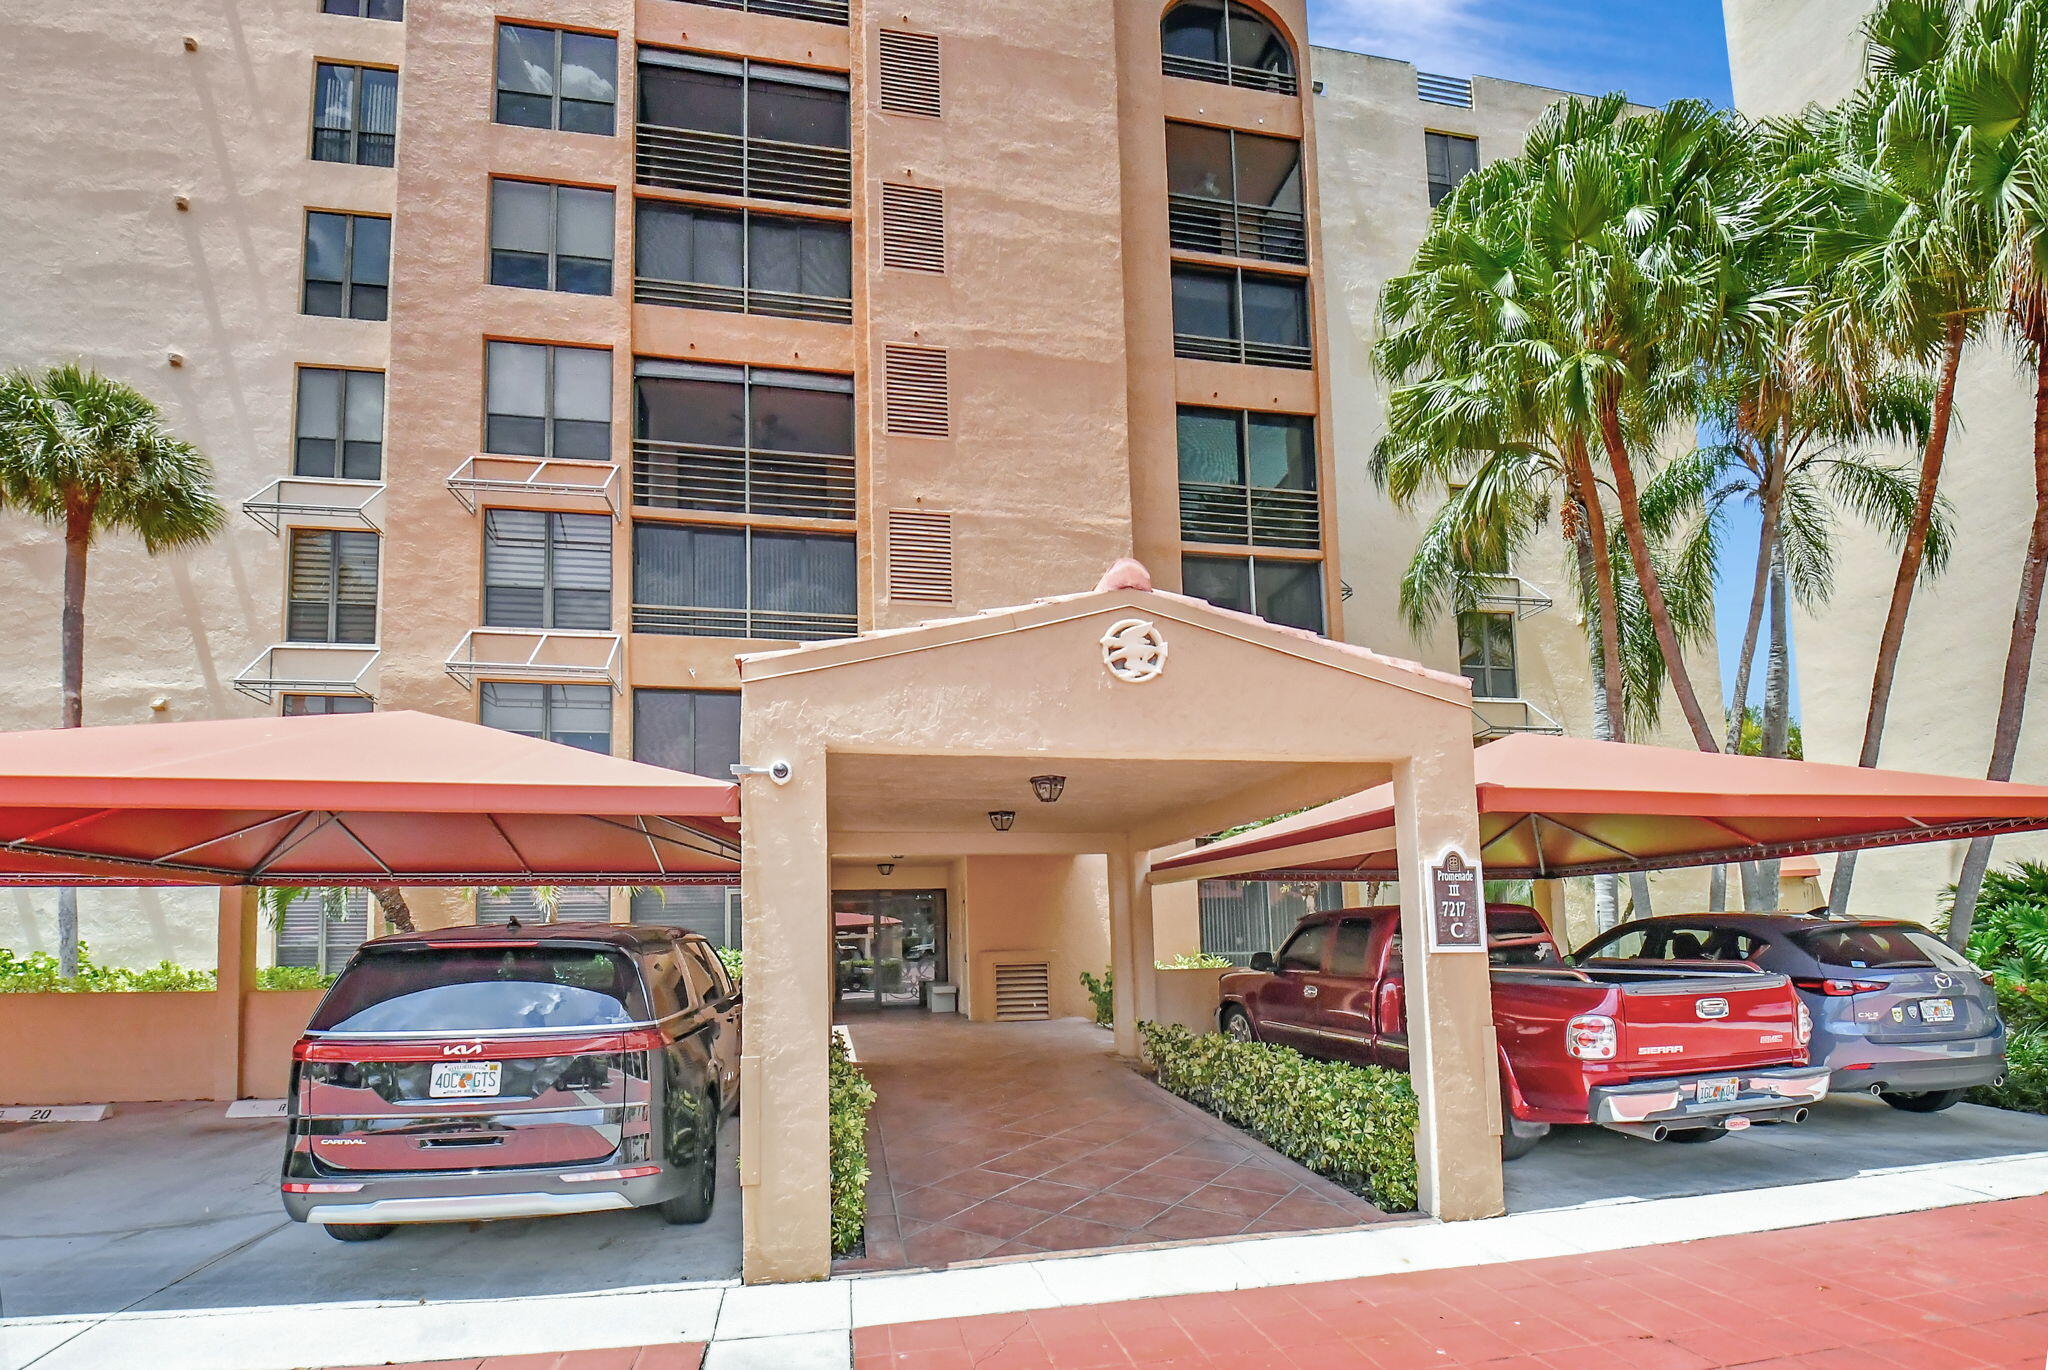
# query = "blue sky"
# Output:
<box><xmin>1304</xmin><ymin>1</ymin><xmax>1774</xmax><ymax>710</ymax></box>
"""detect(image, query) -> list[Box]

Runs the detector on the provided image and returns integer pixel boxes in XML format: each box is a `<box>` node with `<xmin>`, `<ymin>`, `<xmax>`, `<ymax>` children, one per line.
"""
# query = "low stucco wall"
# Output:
<box><xmin>0</xmin><ymin>987</ymin><xmax>320</xmax><ymax>1106</ymax></box>
<box><xmin>241</xmin><ymin>990</ymin><xmax>324</xmax><ymax>1098</ymax></box>
<box><xmin>1152</xmin><ymin>967</ymin><xmax>1228</xmax><ymax>1035</ymax></box>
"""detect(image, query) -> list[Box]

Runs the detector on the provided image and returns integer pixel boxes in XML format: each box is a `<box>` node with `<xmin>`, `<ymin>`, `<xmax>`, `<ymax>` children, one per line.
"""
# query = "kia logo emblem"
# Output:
<box><xmin>443</xmin><ymin>1043</ymin><xmax>485</xmax><ymax>1056</ymax></box>
<box><xmin>1696</xmin><ymin>997</ymin><xmax>1729</xmax><ymax>1019</ymax></box>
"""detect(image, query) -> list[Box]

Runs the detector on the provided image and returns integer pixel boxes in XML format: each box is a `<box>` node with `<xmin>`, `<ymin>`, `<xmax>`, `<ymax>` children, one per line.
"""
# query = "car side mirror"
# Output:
<box><xmin>1249</xmin><ymin>951</ymin><xmax>1274</xmax><ymax>973</ymax></box>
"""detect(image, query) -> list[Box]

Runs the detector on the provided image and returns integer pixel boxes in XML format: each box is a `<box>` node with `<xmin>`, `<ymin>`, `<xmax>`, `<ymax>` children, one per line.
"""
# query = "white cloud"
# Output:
<box><xmin>1309</xmin><ymin>0</ymin><xmax>1518</xmax><ymax>78</ymax></box>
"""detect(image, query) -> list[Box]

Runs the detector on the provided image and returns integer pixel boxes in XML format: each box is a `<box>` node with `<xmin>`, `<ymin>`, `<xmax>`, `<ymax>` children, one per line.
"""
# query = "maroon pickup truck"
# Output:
<box><xmin>1218</xmin><ymin>905</ymin><xmax>1829</xmax><ymax>1155</ymax></box>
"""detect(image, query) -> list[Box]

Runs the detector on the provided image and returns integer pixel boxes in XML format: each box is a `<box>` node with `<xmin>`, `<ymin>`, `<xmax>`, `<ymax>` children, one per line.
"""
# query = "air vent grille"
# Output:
<box><xmin>883</xmin><ymin>344</ymin><xmax>950</xmax><ymax>437</ymax></box>
<box><xmin>878</xmin><ymin>29</ymin><xmax>943</xmax><ymax>118</ymax></box>
<box><xmin>992</xmin><ymin>960</ymin><xmax>1052</xmax><ymax>1021</ymax></box>
<box><xmin>881</xmin><ymin>183</ymin><xmax>946</xmax><ymax>272</ymax></box>
<box><xmin>886</xmin><ymin>509</ymin><xmax>954</xmax><ymax>603</ymax></box>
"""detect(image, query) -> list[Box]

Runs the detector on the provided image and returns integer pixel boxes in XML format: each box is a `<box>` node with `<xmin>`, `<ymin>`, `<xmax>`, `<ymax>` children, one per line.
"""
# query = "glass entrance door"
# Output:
<box><xmin>834</xmin><ymin>888</ymin><xmax>946</xmax><ymax>1010</ymax></box>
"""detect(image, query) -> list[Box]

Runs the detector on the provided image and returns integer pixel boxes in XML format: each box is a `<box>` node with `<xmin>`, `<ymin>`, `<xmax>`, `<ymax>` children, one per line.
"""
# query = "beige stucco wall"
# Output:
<box><xmin>958</xmin><ymin>854</ymin><xmax>1110</xmax><ymax>1023</ymax></box>
<box><xmin>1727</xmin><ymin>0</ymin><xmax>2048</xmax><ymax>923</ymax></box>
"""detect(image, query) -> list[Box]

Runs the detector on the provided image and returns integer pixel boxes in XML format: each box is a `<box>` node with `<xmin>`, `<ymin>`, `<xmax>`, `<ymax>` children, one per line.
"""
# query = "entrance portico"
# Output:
<box><xmin>736</xmin><ymin>565</ymin><xmax>1501</xmax><ymax>1283</ymax></box>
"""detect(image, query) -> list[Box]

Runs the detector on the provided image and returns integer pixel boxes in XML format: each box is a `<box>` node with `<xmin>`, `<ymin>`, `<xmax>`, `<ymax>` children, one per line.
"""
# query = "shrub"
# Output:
<box><xmin>828</xmin><ymin>1033</ymin><xmax>877</xmax><ymax>1256</ymax></box>
<box><xmin>1139</xmin><ymin>1021</ymin><xmax>1418</xmax><ymax>1213</ymax></box>
<box><xmin>1080</xmin><ymin>968</ymin><xmax>1114</xmax><ymax>1027</ymax></box>
<box><xmin>1944</xmin><ymin>862</ymin><xmax>2048</xmax><ymax>1030</ymax></box>
<box><xmin>0</xmin><ymin>943</ymin><xmax>215</xmax><ymax>993</ymax></box>
<box><xmin>1974</xmin><ymin>1028</ymin><xmax>2048</xmax><ymax>1116</ymax></box>
<box><xmin>1156</xmin><ymin>952</ymin><xmax>1234</xmax><ymax>969</ymax></box>
<box><xmin>716</xmin><ymin>947</ymin><xmax>743</xmax><ymax>984</ymax></box>
<box><xmin>256</xmin><ymin>966</ymin><xmax>335</xmax><ymax>991</ymax></box>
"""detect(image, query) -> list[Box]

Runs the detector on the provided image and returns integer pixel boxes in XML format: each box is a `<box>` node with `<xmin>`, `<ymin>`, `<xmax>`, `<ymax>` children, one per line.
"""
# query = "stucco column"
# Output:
<box><xmin>217</xmin><ymin>885</ymin><xmax>259</xmax><ymax>1101</ymax></box>
<box><xmin>738</xmin><ymin>741</ymin><xmax>833</xmax><ymax>1284</ymax></box>
<box><xmin>1392</xmin><ymin>748</ymin><xmax>1505</xmax><ymax>1222</ymax></box>
<box><xmin>1107</xmin><ymin>845</ymin><xmax>1152</xmax><ymax>1057</ymax></box>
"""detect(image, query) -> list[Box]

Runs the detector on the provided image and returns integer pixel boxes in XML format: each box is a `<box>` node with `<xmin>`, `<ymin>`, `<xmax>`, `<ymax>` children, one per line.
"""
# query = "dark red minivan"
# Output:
<box><xmin>282</xmin><ymin>922</ymin><xmax>739</xmax><ymax>1242</ymax></box>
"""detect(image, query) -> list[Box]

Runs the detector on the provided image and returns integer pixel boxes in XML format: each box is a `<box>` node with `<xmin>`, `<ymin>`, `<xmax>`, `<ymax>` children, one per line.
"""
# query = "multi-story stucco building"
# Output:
<box><xmin>0</xmin><ymin>0</ymin><xmax>1663</xmax><ymax>970</ymax></box>
<box><xmin>1726</xmin><ymin>0</ymin><xmax>2048</xmax><ymax>921</ymax></box>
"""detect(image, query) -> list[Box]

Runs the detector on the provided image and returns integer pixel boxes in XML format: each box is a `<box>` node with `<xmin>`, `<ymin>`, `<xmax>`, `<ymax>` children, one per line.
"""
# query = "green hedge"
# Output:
<box><xmin>1974</xmin><ymin>1028</ymin><xmax>2048</xmax><ymax>1115</ymax></box>
<box><xmin>828</xmin><ymin>1033</ymin><xmax>878</xmax><ymax>1256</ymax></box>
<box><xmin>1139</xmin><ymin>1021</ymin><xmax>1419</xmax><ymax>1213</ymax></box>
<box><xmin>0</xmin><ymin>944</ymin><xmax>214</xmax><ymax>993</ymax></box>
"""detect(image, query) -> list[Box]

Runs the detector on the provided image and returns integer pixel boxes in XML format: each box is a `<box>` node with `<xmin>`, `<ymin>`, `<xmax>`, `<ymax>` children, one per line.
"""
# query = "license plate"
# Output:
<box><xmin>1697</xmin><ymin>1076</ymin><xmax>1740</xmax><ymax>1105</ymax></box>
<box><xmin>1920</xmin><ymin>998</ymin><xmax>1955</xmax><ymax>1024</ymax></box>
<box><xmin>429</xmin><ymin>1061</ymin><xmax>502</xmax><ymax>1098</ymax></box>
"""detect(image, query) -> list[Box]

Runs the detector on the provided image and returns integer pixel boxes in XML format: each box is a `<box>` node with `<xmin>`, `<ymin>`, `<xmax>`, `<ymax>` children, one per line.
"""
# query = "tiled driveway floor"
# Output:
<box><xmin>854</xmin><ymin>1193</ymin><xmax>2048</xmax><ymax>1369</ymax></box>
<box><xmin>836</xmin><ymin>1015</ymin><xmax>1390</xmax><ymax>1271</ymax></box>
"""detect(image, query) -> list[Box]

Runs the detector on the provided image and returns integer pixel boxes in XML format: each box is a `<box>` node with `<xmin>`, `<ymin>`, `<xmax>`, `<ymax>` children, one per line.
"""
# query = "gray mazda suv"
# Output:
<box><xmin>1574</xmin><ymin>913</ymin><xmax>2005</xmax><ymax>1112</ymax></box>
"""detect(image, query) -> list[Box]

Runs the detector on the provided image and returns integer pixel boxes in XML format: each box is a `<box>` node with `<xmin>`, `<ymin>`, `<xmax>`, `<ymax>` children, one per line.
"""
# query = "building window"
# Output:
<box><xmin>477</xmin><ymin>886</ymin><xmax>612</xmax><ymax>924</ymax></box>
<box><xmin>1176</xmin><ymin>406</ymin><xmax>1317</xmax><ymax>547</ymax></box>
<box><xmin>1199</xmin><ymin>879</ymin><xmax>1342</xmax><ymax>964</ymax></box>
<box><xmin>480</xmin><ymin>681</ymin><xmax>613</xmax><ymax>753</ymax></box>
<box><xmin>312</xmin><ymin>63</ymin><xmax>398</xmax><ymax>166</ymax></box>
<box><xmin>1164</xmin><ymin>123</ymin><xmax>1305</xmax><ymax>264</ymax></box>
<box><xmin>282</xmin><ymin>694</ymin><xmax>373</xmax><ymax>715</ymax></box>
<box><xmin>1171</xmin><ymin>264</ymin><xmax>1310</xmax><ymax>368</ymax></box>
<box><xmin>636</xmin><ymin>50</ymin><xmax>852</xmax><ymax>208</ymax></box>
<box><xmin>490</xmin><ymin>180</ymin><xmax>615</xmax><ymax>295</ymax></box>
<box><xmin>287</xmin><ymin>529</ymin><xmax>380</xmax><ymax>643</ymax></box>
<box><xmin>496</xmin><ymin>23</ymin><xmax>618</xmax><ymax>135</ymax></box>
<box><xmin>323</xmin><ymin>0</ymin><xmax>403</xmax><ymax>17</ymax></box>
<box><xmin>633</xmin><ymin>359</ymin><xmax>854</xmax><ymax>520</ymax></box>
<box><xmin>629</xmin><ymin>886</ymin><xmax>743</xmax><ymax>948</ymax></box>
<box><xmin>1160</xmin><ymin>0</ymin><xmax>1296</xmax><ymax>95</ymax></box>
<box><xmin>635</xmin><ymin>201</ymin><xmax>851</xmax><ymax>323</ymax></box>
<box><xmin>633</xmin><ymin>688</ymin><xmax>741</xmax><ymax>780</ymax></box>
<box><xmin>483</xmin><ymin>509</ymin><xmax>613</xmax><ymax>630</ymax></box>
<box><xmin>1425</xmin><ymin>131</ymin><xmax>1479</xmax><ymax>207</ymax></box>
<box><xmin>633</xmin><ymin>521</ymin><xmax>857</xmax><ymax>639</ymax></box>
<box><xmin>671</xmin><ymin>0</ymin><xmax>846</xmax><ymax>25</ymax></box>
<box><xmin>1181</xmin><ymin>553</ymin><xmax>1322</xmax><ymax>633</ymax></box>
<box><xmin>294</xmin><ymin>367</ymin><xmax>384</xmax><ymax>480</ymax></box>
<box><xmin>1459</xmin><ymin>611</ymin><xmax>1518</xmax><ymax>698</ymax></box>
<box><xmin>273</xmin><ymin>889</ymin><xmax>371</xmax><ymax>974</ymax></box>
<box><xmin>303</xmin><ymin>212</ymin><xmax>390</xmax><ymax>320</ymax></box>
<box><xmin>485</xmin><ymin>341</ymin><xmax>613</xmax><ymax>461</ymax></box>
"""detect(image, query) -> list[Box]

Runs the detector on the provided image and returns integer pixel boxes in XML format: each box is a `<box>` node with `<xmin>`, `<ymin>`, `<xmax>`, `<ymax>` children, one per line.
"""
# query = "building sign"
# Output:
<box><xmin>1429</xmin><ymin>850</ymin><xmax>1484</xmax><ymax>952</ymax></box>
<box><xmin>1100</xmin><ymin>618</ymin><xmax>1168</xmax><ymax>683</ymax></box>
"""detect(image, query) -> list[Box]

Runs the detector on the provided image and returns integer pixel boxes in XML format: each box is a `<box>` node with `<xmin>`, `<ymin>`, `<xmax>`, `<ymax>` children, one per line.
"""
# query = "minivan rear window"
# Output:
<box><xmin>1793</xmin><ymin>925</ymin><xmax>1974</xmax><ymax>972</ymax></box>
<box><xmin>310</xmin><ymin>945</ymin><xmax>650</xmax><ymax>1033</ymax></box>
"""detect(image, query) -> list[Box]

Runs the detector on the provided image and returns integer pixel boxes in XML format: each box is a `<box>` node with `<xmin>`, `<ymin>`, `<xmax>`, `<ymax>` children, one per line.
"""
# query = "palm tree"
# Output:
<box><xmin>0</xmin><ymin>364</ymin><xmax>225</xmax><ymax>974</ymax></box>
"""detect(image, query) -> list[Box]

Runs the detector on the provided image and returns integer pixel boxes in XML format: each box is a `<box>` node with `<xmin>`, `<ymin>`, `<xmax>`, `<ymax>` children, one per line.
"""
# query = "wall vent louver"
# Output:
<box><xmin>886</xmin><ymin>509</ymin><xmax>955</xmax><ymax>603</ymax></box>
<box><xmin>991</xmin><ymin>959</ymin><xmax>1052</xmax><ymax>1021</ymax></box>
<box><xmin>878</xmin><ymin>29</ymin><xmax>943</xmax><ymax>118</ymax></box>
<box><xmin>883</xmin><ymin>344</ymin><xmax>950</xmax><ymax>437</ymax></box>
<box><xmin>881</xmin><ymin>183</ymin><xmax>947</xmax><ymax>272</ymax></box>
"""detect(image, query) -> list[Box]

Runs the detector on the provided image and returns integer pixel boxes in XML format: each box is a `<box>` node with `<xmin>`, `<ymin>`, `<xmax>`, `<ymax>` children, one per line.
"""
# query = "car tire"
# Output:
<box><xmin>658</xmin><ymin>1096</ymin><xmax>719</xmax><ymax>1226</ymax></box>
<box><xmin>1659</xmin><ymin>1127</ymin><xmax>1728</xmax><ymax>1143</ymax></box>
<box><xmin>1220</xmin><ymin>1007</ymin><xmax>1257</xmax><ymax>1043</ymax></box>
<box><xmin>324</xmin><ymin>1222</ymin><xmax>396</xmax><ymax>1242</ymax></box>
<box><xmin>1879</xmin><ymin>1088</ymin><xmax>1966</xmax><ymax>1113</ymax></box>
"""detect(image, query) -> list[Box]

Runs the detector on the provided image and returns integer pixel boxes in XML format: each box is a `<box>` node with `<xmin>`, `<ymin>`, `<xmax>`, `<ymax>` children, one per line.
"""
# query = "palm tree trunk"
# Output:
<box><xmin>56</xmin><ymin>498</ymin><xmax>90</xmax><ymax>977</ymax></box>
<box><xmin>1576</xmin><ymin>515</ymin><xmax>1621</xmax><ymax>931</ymax></box>
<box><xmin>1742</xmin><ymin>537</ymin><xmax>1793</xmax><ymax>911</ymax></box>
<box><xmin>1950</xmin><ymin>339</ymin><xmax>2048</xmax><ymax>948</ymax></box>
<box><xmin>1598</xmin><ymin>398</ymin><xmax>1720</xmax><ymax>750</ymax></box>
<box><xmin>1567</xmin><ymin>453</ymin><xmax>1628</xmax><ymax>735</ymax></box>
<box><xmin>1831</xmin><ymin>318</ymin><xmax>1967</xmax><ymax>916</ymax></box>
<box><xmin>1717</xmin><ymin>454</ymin><xmax>1781</xmax><ymax>911</ymax></box>
<box><xmin>369</xmin><ymin>886</ymin><xmax>416</xmax><ymax>935</ymax></box>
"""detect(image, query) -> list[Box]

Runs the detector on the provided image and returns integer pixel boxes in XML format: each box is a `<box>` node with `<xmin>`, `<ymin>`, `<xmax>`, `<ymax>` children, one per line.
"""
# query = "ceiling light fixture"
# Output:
<box><xmin>988</xmin><ymin>810</ymin><xmax>1016</xmax><ymax>832</ymax></box>
<box><xmin>1030</xmin><ymin>775</ymin><xmax>1067</xmax><ymax>803</ymax></box>
<box><xmin>877</xmin><ymin>862</ymin><xmax>895</xmax><ymax>876</ymax></box>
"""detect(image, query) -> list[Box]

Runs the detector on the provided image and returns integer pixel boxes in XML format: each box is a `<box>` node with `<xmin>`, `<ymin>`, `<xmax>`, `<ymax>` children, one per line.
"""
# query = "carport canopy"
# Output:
<box><xmin>1150</xmin><ymin>732</ymin><xmax>2048</xmax><ymax>884</ymax></box>
<box><xmin>0</xmin><ymin>710</ymin><xmax>738</xmax><ymax>887</ymax></box>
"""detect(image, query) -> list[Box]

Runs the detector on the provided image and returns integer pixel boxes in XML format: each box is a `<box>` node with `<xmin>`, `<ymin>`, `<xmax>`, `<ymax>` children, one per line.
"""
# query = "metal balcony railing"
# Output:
<box><xmin>1167</xmin><ymin>194</ymin><xmax>1308</xmax><ymax>266</ymax></box>
<box><xmin>232</xmin><ymin>644</ymin><xmax>380</xmax><ymax>704</ymax></box>
<box><xmin>240</xmin><ymin>477</ymin><xmax>383</xmax><ymax>534</ymax></box>
<box><xmin>1161</xmin><ymin>53</ymin><xmax>1297</xmax><ymax>96</ymax></box>
<box><xmin>1174</xmin><ymin>332</ymin><xmax>1313</xmax><ymax>369</ymax></box>
<box><xmin>444</xmin><ymin>628</ymin><xmax>623</xmax><ymax>690</ymax></box>
<box><xmin>632</xmin><ymin>439</ymin><xmax>856</xmax><ymax>521</ymax></box>
<box><xmin>1471</xmin><ymin>696</ymin><xmax>1566</xmax><ymax>740</ymax></box>
<box><xmin>669</xmin><ymin>0</ymin><xmax>848</xmax><ymax>23</ymax></box>
<box><xmin>1178</xmin><ymin>483</ymin><xmax>1320</xmax><ymax>549</ymax></box>
<box><xmin>1472</xmin><ymin>571</ymin><xmax>1554</xmax><ymax>620</ymax></box>
<box><xmin>635</xmin><ymin>124</ymin><xmax>852</xmax><ymax>208</ymax></box>
<box><xmin>445</xmin><ymin>456</ymin><xmax>621</xmax><ymax>518</ymax></box>
<box><xmin>633</xmin><ymin>274</ymin><xmax>852</xmax><ymax>324</ymax></box>
<box><xmin>632</xmin><ymin>602</ymin><xmax>858</xmax><ymax>640</ymax></box>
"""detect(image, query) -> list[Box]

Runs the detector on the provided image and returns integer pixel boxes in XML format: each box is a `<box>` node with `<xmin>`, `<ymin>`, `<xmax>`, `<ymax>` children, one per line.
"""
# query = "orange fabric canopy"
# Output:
<box><xmin>1153</xmin><ymin>734</ymin><xmax>2048</xmax><ymax>882</ymax></box>
<box><xmin>0</xmin><ymin>711</ymin><xmax>738</xmax><ymax>887</ymax></box>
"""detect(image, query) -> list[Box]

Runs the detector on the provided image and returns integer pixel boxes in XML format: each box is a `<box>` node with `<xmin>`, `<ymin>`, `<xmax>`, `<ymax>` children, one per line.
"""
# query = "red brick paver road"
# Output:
<box><xmin>856</xmin><ymin>1195</ymin><xmax>2048</xmax><ymax>1370</ymax></box>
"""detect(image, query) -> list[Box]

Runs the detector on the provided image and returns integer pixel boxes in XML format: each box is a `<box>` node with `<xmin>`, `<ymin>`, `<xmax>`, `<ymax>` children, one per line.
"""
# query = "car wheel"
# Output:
<box><xmin>324</xmin><ymin>1222</ymin><xmax>396</xmax><ymax>1242</ymax></box>
<box><xmin>1879</xmin><ymin>1088</ymin><xmax>1966</xmax><ymax>1113</ymax></box>
<box><xmin>658</xmin><ymin>1096</ymin><xmax>719</xmax><ymax>1225</ymax></box>
<box><xmin>1220</xmin><ymin>1007</ymin><xmax>1257</xmax><ymax>1043</ymax></box>
<box><xmin>1659</xmin><ymin>1127</ymin><xmax>1728</xmax><ymax>1143</ymax></box>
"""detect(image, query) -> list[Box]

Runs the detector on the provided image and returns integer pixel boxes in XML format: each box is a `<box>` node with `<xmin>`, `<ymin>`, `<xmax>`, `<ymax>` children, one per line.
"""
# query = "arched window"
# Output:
<box><xmin>1161</xmin><ymin>0</ymin><xmax>1296</xmax><ymax>95</ymax></box>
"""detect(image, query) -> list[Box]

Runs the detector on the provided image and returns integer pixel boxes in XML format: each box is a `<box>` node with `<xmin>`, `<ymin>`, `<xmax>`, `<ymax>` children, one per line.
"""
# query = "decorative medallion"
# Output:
<box><xmin>1100</xmin><ymin>618</ymin><xmax>1168</xmax><ymax>683</ymax></box>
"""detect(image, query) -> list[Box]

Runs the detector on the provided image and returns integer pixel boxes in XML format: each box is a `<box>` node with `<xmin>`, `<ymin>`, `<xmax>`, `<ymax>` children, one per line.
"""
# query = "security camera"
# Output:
<box><xmin>729</xmin><ymin>760</ymin><xmax>796</xmax><ymax>785</ymax></box>
<box><xmin>769</xmin><ymin>760</ymin><xmax>792</xmax><ymax>785</ymax></box>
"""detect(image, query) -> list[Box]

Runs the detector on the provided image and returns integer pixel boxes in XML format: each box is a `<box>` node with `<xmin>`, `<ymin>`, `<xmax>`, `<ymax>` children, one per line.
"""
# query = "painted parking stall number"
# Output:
<box><xmin>1429</xmin><ymin>850</ymin><xmax>1485</xmax><ymax>952</ymax></box>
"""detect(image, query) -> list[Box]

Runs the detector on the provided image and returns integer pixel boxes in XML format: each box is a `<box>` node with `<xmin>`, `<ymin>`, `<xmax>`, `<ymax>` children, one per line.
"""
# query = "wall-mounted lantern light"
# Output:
<box><xmin>1030</xmin><ymin>775</ymin><xmax>1067</xmax><ymax>803</ymax></box>
<box><xmin>988</xmin><ymin>810</ymin><xmax>1016</xmax><ymax>832</ymax></box>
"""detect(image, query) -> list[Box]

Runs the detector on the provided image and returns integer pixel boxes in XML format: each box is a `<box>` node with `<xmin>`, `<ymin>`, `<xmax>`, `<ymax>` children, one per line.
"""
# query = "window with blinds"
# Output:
<box><xmin>312</xmin><ymin>62</ymin><xmax>398</xmax><ymax>167</ymax></box>
<box><xmin>633</xmin><ymin>359</ymin><xmax>856</xmax><ymax>520</ymax></box>
<box><xmin>630</xmin><ymin>885</ymin><xmax>742</xmax><ymax>948</ymax></box>
<box><xmin>632</xmin><ymin>522</ymin><xmax>858</xmax><ymax>639</ymax></box>
<box><xmin>287</xmin><ymin>529</ymin><xmax>380</xmax><ymax>643</ymax></box>
<box><xmin>633</xmin><ymin>688</ymin><xmax>742</xmax><ymax>780</ymax></box>
<box><xmin>877</xmin><ymin>30</ymin><xmax>942</xmax><ymax>117</ymax></box>
<box><xmin>635</xmin><ymin>200</ymin><xmax>852</xmax><ymax>322</ymax></box>
<box><xmin>880</xmin><ymin>183</ymin><xmax>945</xmax><ymax>272</ymax></box>
<box><xmin>475</xmin><ymin>886</ymin><xmax>613</xmax><ymax>924</ymax></box>
<box><xmin>883</xmin><ymin>344</ymin><xmax>949</xmax><ymax>437</ymax></box>
<box><xmin>482</xmin><ymin>509</ymin><xmax>614</xmax><ymax>630</ymax></box>
<box><xmin>886</xmin><ymin>509</ymin><xmax>953</xmax><ymax>604</ymax></box>
<box><xmin>273</xmin><ymin>890</ymin><xmax>371</xmax><ymax>974</ymax></box>
<box><xmin>486</xmin><ymin>341</ymin><xmax>614</xmax><ymax>462</ymax></box>
<box><xmin>480</xmin><ymin>682</ymin><xmax>613</xmax><ymax>753</ymax></box>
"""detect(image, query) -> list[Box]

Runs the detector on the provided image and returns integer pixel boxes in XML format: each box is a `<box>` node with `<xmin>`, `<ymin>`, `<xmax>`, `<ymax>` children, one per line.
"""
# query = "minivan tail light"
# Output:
<box><xmin>1792</xmin><ymin>977</ymin><xmax>1888</xmax><ymax>996</ymax></box>
<box><xmin>561</xmin><ymin>1165</ymin><xmax>660</xmax><ymax>1183</ymax></box>
<box><xmin>282</xmin><ymin>1181</ymin><xmax>364</xmax><ymax>1194</ymax></box>
<box><xmin>1566</xmin><ymin>1014</ymin><xmax>1617</xmax><ymax>1061</ymax></box>
<box><xmin>616</xmin><ymin>1028</ymin><xmax>665</xmax><ymax>1053</ymax></box>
